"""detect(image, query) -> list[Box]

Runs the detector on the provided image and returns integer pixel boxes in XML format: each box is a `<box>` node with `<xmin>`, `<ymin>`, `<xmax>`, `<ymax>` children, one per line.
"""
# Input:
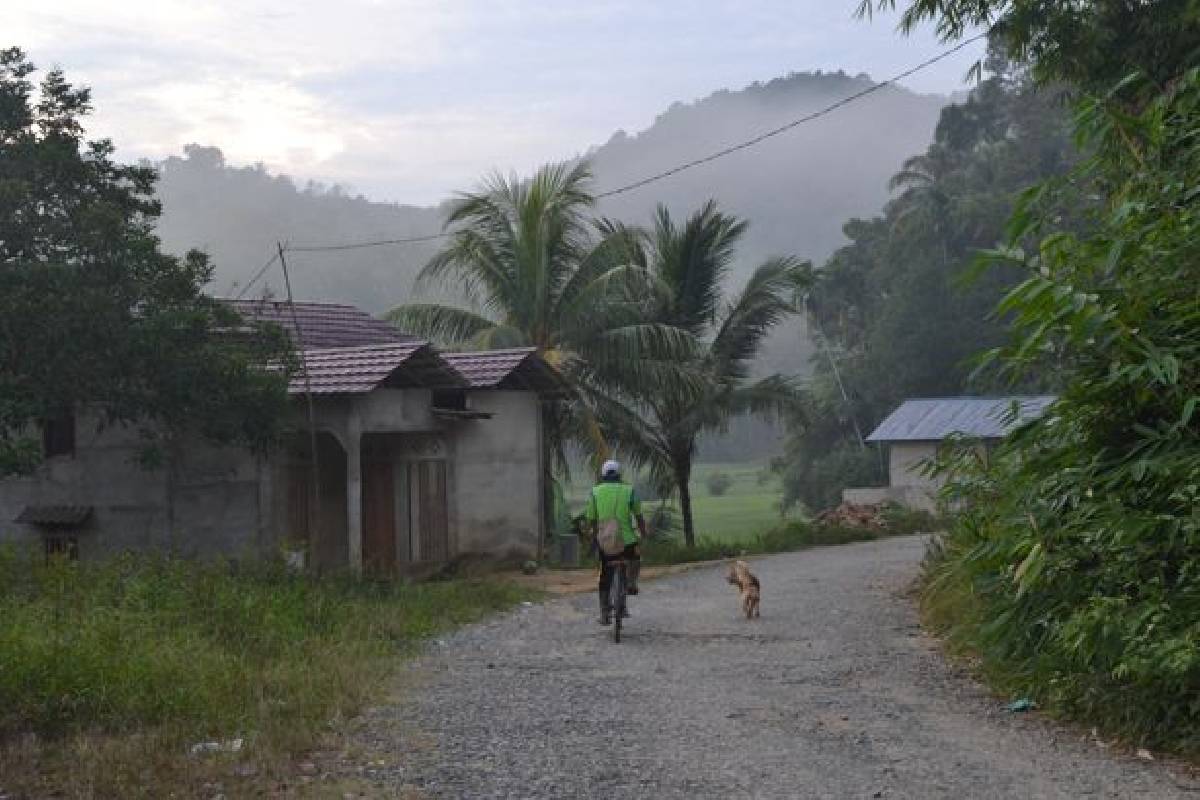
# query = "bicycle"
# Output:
<box><xmin>607</xmin><ymin>557</ymin><xmax>627</xmax><ymax>643</ymax></box>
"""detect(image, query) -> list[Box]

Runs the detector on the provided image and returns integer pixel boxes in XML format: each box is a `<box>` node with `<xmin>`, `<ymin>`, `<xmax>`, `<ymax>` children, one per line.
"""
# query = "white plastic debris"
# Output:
<box><xmin>189</xmin><ymin>738</ymin><xmax>244</xmax><ymax>756</ymax></box>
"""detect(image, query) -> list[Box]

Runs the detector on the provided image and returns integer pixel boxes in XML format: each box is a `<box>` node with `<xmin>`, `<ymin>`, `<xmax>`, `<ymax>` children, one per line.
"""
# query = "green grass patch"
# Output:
<box><xmin>0</xmin><ymin>547</ymin><xmax>536</xmax><ymax>797</ymax></box>
<box><xmin>565</xmin><ymin>461</ymin><xmax>799</xmax><ymax>543</ymax></box>
<box><xmin>594</xmin><ymin>504</ymin><xmax>939</xmax><ymax>567</ymax></box>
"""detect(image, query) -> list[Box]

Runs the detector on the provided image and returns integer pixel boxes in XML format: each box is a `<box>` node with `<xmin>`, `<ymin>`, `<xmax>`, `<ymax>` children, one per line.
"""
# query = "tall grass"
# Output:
<box><xmin>0</xmin><ymin>547</ymin><xmax>534</xmax><ymax>797</ymax></box>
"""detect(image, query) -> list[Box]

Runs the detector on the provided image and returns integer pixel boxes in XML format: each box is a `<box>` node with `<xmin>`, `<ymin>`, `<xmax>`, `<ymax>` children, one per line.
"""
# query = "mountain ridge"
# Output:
<box><xmin>154</xmin><ymin>69</ymin><xmax>948</xmax><ymax>331</ymax></box>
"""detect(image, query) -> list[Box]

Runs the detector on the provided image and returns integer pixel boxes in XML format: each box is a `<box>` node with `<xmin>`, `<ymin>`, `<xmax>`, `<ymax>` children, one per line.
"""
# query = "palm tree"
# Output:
<box><xmin>887</xmin><ymin>145</ymin><xmax>958</xmax><ymax>267</ymax></box>
<box><xmin>387</xmin><ymin>160</ymin><xmax>690</xmax><ymax>471</ymax></box>
<box><xmin>610</xmin><ymin>201</ymin><xmax>811</xmax><ymax>547</ymax></box>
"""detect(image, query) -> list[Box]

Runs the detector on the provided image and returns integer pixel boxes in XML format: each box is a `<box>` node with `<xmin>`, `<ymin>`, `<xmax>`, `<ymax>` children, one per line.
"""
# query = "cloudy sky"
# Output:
<box><xmin>9</xmin><ymin>1</ymin><xmax>983</xmax><ymax>206</ymax></box>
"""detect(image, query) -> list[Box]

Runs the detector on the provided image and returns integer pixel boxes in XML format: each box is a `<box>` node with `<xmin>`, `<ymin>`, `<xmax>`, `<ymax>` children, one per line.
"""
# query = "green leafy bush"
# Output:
<box><xmin>925</xmin><ymin>70</ymin><xmax>1200</xmax><ymax>753</ymax></box>
<box><xmin>645</xmin><ymin>503</ymin><xmax>678</xmax><ymax>539</ymax></box>
<box><xmin>775</xmin><ymin>441</ymin><xmax>885</xmax><ymax>513</ymax></box>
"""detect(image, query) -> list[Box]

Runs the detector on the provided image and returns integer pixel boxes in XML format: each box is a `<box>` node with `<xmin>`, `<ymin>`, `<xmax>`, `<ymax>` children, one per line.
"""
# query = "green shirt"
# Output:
<box><xmin>585</xmin><ymin>481</ymin><xmax>642</xmax><ymax>545</ymax></box>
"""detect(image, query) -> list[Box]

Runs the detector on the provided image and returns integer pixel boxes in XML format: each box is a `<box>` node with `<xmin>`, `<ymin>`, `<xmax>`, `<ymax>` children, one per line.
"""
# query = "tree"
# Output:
<box><xmin>865</xmin><ymin>0</ymin><xmax>1200</xmax><ymax>747</ymax></box>
<box><xmin>772</xmin><ymin>56</ymin><xmax>1075</xmax><ymax>511</ymax></box>
<box><xmin>0</xmin><ymin>47</ymin><xmax>292</xmax><ymax>475</ymax></box>
<box><xmin>858</xmin><ymin>0</ymin><xmax>1200</xmax><ymax>101</ymax></box>
<box><xmin>611</xmin><ymin>202</ymin><xmax>809</xmax><ymax>546</ymax></box>
<box><xmin>387</xmin><ymin>161</ymin><xmax>691</xmax><ymax>473</ymax></box>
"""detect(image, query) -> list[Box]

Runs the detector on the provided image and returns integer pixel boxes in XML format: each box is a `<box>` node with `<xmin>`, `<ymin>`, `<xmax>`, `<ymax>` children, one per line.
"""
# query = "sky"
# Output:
<box><xmin>8</xmin><ymin>1</ymin><xmax>985</xmax><ymax>206</ymax></box>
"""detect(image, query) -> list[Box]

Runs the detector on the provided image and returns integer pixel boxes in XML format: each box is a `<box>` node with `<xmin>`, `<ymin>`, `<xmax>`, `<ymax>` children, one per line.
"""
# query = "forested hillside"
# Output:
<box><xmin>154</xmin><ymin>71</ymin><xmax>946</xmax><ymax>338</ymax></box>
<box><xmin>775</xmin><ymin>54</ymin><xmax>1077</xmax><ymax>510</ymax></box>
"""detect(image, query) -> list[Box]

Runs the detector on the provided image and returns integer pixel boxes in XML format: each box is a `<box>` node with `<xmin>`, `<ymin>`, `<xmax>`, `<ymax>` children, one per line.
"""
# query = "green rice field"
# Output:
<box><xmin>564</xmin><ymin>461</ymin><xmax>798</xmax><ymax>543</ymax></box>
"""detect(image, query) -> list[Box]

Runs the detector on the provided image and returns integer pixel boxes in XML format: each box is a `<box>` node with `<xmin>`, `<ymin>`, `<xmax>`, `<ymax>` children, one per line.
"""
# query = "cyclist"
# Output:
<box><xmin>584</xmin><ymin>459</ymin><xmax>646</xmax><ymax>625</ymax></box>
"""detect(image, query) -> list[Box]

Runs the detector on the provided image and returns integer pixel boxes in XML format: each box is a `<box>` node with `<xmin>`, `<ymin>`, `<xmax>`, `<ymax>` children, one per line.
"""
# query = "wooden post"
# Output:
<box><xmin>279</xmin><ymin>242</ymin><xmax>322</xmax><ymax>567</ymax></box>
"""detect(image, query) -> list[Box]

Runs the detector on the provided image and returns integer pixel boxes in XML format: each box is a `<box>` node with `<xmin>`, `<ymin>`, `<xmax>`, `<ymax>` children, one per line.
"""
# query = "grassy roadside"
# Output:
<box><xmin>562</xmin><ymin>504</ymin><xmax>941</xmax><ymax>568</ymax></box>
<box><xmin>919</xmin><ymin>532</ymin><xmax>1200</xmax><ymax>761</ymax></box>
<box><xmin>0</xmin><ymin>547</ymin><xmax>537</xmax><ymax>798</ymax></box>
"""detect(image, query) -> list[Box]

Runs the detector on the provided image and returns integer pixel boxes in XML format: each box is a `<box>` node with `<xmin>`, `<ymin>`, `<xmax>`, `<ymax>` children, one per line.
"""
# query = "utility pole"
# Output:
<box><xmin>279</xmin><ymin>242</ymin><xmax>322</xmax><ymax>566</ymax></box>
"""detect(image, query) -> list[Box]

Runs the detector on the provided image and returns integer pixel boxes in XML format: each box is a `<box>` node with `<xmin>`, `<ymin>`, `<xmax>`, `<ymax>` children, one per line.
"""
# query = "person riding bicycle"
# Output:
<box><xmin>585</xmin><ymin>459</ymin><xmax>646</xmax><ymax>626</ymax></box>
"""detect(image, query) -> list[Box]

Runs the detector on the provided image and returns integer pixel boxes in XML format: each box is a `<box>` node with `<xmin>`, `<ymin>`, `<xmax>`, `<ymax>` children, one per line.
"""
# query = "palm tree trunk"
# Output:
<box><xmin>675</xmin><ymin>460</ymin><xmax>696</xmax><ymax>548</ymax></box>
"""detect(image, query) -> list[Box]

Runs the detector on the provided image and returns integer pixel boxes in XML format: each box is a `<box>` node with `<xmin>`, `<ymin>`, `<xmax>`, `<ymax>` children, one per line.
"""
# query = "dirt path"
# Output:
<box><xmin>341</xmin><ymin>536</ymin><xmax>1195</xmax><ymax>798</ymax></box>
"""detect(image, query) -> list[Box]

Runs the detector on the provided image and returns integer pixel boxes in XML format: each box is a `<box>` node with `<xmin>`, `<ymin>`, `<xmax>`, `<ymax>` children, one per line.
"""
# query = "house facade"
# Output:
<box><xmin>844</xmin><ymin>396</ymin><xmax>1055</xmax><ymax>511</ymax></box>
<box><xmin>0</xmin><ymin>301</ymin><xmax>559</xmax><ymax>573</ymax></box>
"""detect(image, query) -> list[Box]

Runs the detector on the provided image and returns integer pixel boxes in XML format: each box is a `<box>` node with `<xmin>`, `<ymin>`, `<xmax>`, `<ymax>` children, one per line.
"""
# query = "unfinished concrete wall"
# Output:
<box><xmin>0</xmin><ymin>411</ymin><xmax>169</xmax><ymax>558</ymax></box>
<box><xmin>0</xmin><ymin>410</ymin><xmax>271</xmax><ymax>561</ymax></box>
<box><xmin>449</xmin><ymin>391</ymin><xmax>542</xmax><ymax>561</ymax></box>
<box><xmin>169</xmin><ymin>435</ymin><xmax>267</xmax><ymax>560</ymax></box>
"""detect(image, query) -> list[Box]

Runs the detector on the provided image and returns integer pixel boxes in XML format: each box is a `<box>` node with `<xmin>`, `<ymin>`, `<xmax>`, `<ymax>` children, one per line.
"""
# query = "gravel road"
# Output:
<box><xmin>350</xmin><ymin>536</ymin><xmax>1194</xmax><ymax>798</ymax></box>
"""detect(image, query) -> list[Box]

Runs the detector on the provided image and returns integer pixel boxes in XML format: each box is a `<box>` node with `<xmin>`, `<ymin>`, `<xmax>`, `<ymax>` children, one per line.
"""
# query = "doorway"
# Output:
<box><xmin>408</xmin><ymin>459</ymin><xmax>449</xmax><ymax>563</ymax></box>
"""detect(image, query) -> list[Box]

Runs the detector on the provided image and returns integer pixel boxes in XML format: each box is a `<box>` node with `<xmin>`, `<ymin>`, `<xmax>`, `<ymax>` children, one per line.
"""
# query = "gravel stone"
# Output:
<box><xmin>353</xmin><ymin>536</ymin><xmax>1195</xmax><ymax>798</ymax></box>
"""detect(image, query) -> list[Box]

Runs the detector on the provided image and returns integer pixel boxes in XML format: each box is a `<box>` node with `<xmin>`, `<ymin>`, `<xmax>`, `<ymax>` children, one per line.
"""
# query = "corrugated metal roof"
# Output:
<box><xmin>289</xmin><ymin>343</ymin><xmax>465</xmax><ymax>394</ymax></box>
<box><xmin>226</xmin><ymin>299</ymin><xmax>415</xmax><ymax>349</ymax></box>
<box><xmin>866</xmin><ymin>396</ymin><xmax>1056</xmax><ymax>442</ymax></box>
<box><xmin>443</xmin><ymin>348</ymin><xmax>538</xmax><ymax>387</ymax></box>
<box><xmin>16</xmin><ymin>505</ymin><xmax>94</xmax><ymax>527</ymax></box>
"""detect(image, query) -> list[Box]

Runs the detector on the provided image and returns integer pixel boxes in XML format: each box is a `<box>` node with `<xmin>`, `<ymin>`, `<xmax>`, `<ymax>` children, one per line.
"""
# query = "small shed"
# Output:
<box><xmin>845</xmin><ymin>396</ymin><xmax>1055</xmax><ymax>510</ymax></box>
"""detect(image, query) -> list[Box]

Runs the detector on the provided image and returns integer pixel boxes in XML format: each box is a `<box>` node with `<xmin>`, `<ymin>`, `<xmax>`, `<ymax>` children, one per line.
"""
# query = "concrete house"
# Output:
<box><xmin>845</xmin><ymin>396</ymin><xmax>1055</xmax><ymax>511</ymax></box>
<box><xmin>0</xmin><ymin>300</ymin><xmax>561</xmax><ymax>573</ymax></box>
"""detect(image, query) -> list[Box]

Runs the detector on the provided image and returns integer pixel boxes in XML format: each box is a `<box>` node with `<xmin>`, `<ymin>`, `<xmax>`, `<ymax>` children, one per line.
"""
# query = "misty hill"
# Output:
<box><xmin>587</xmin><ymin>71</ymin><xmax>946</xmax><ymax>380</ymax></box>
<box><xmin>152</xmin><ymin>145</ymin><xmax>446</xmax><ymax>310</ymax></box>
<box><xmin>154</xmin><ymin>70</ymin><xmax>946</xmax><ymax>330</ymax></box>
<box><xmin>591</xmin><ymin>71</ymin><xmax>946</xmax><ymax>271</ymax></box>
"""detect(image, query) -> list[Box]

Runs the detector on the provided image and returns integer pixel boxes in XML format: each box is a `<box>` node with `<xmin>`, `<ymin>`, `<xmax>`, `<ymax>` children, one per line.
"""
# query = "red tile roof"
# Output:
<box><xmin>290</xmin><ymin>343</ymin><xmax>465</xmax><ymax>394</ymax></box>
<box><xmin>442</xmin><ymin>348</ymin><xmax>565</xmax><ymax>393</ymax></box>
<box><xmin>443</xmin><ymin>348</ymin><xmax>539</xmax><ymax>388</ymax></box>
<box><xmin>226</xmin><ymin>299</ymin><xmax>414</xmax><ymax>349</ymax></box>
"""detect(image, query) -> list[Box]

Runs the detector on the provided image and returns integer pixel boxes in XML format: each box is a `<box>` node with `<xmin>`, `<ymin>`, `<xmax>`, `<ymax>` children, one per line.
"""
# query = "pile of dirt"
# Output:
<box><xmin>815</xmin><ymin>502</ymin><xmax>887</xmax><ymax>531</ymax></box>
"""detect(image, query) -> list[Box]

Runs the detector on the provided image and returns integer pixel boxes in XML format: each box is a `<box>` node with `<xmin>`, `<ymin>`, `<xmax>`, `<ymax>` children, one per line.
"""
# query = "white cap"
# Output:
<box><xmin>601</xmin><ymin>459</ymin><xmax>620</xmax><ymax>477</ymax></box>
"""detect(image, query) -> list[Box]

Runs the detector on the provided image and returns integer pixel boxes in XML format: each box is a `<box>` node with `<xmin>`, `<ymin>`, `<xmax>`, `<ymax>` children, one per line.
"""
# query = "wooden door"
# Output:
<box><xmin>362</xmin><ymin>461</ymin><xmax>396</xmax><ymax>574</ymax></box>
<box><xmin>411</xmin><ymin>460</ymin><xmax>448</xmax><ymax>562</ymax></box>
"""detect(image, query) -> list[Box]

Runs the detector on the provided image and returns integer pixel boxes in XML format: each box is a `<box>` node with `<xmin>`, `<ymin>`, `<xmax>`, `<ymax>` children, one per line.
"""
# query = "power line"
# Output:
<box><xmin>236</xmin><ymin>231</ymin><xmax>450</xmax><ymax>301</ymax></box>
<box><xmin>233</xmin><ymin>250</ymin><xmax>281</xmax><ymax>300</ymax></box>
<box><xmin>286</xmin><ymin>231</ymin><xmax>451</xmax><ymax>253</ymax></box>
<box><xmin>275</xmin><ymin>33</ymin><xmax>986</xmax><ymax>256</ymax></box>
<box><xmin>594</xmin><ymin>33</ymin><xmax>986</xmax><ymax>199</ymax></box>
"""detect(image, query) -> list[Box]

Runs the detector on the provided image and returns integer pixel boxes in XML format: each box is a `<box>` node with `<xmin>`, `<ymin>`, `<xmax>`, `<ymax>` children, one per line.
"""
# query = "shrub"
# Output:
<box><xmin>645</xmin><ymin>503</ymin><xmax>678</xmax><ymax>539</ymax></box>
<box><xmin>879</xmin><ymin>503</ymin><xmax>942</xmax><ymax>535</ymax></box>
<box><xmin>775</xmin><ymin>442</ymin><xmax>885</xmax><ymax>513</ymax></box>
<box><xmin>706</xmin><ymin>471</ymin><xmax>733</xmax><ymax>496</ymax></box>
<box><xmin>924</xmin><ymin>72</ymin><xmax>1200</xmax><ymax>753</ymax></box>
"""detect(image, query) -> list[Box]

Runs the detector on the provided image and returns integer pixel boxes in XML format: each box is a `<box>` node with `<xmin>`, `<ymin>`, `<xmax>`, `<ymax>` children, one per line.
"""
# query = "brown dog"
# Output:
<box><xmin>725</xmin><ymin>560</ymin><xmax>761</xmax><ymax>619</ymax></box>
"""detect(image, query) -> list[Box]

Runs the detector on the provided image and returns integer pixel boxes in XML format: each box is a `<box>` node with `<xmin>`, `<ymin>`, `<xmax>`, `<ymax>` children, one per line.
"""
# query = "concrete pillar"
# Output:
<box><xmin>345</xmin><ymin>417</ymin><xmax>363</xmax><ymax>574</ymax></box>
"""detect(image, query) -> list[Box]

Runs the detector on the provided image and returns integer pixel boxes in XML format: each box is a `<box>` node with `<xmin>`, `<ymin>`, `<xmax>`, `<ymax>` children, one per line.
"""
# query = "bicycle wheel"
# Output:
<box><xmin>611</xmin><ymin>562</ymin><xmax>625</xmax><ymax>644</ymax></box>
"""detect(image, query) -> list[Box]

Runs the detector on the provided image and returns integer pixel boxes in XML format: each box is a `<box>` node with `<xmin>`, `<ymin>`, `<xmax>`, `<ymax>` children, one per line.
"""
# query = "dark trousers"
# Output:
<box><xmin>598</xmin><ymin>543</ymin><xmax>640</xmax><ymax>611</ymax></box>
